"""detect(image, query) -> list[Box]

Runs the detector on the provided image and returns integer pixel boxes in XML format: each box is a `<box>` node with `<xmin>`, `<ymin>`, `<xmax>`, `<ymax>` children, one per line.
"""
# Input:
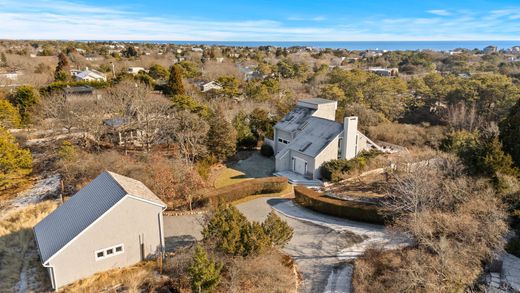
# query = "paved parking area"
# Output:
<box><xmin>163</xmin><ymin>197</ymin><xmax>404</xmax><ymax>293</ymax></box>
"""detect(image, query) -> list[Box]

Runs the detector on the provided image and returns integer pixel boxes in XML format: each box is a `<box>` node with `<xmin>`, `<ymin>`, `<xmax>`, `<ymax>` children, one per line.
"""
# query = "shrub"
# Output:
<box><xmin>321</xmin><ymin>150</ymin><xmax>382</xmax><ymax>182</ymax></box>
<box><xmin>260</xmin><ymin>144</ymin><xmax>274</xmax><ymax>157</ymax></box>
<box><xmin>262</xmin><ymin>211</ymin><xmax>294</xmax><ymax>248</ymax></box>
<box><xmin>294</xmin><ymin>186</ymin><xmax>384</xmax><ymax>224</ymax></box>
<box><xmin>0</xmin><ymin>127</ymin><xmax>32</xmax><ymax>190</ymax></box>
<box><xmin>203</xmin><ymin>177</ymin><xmax>288</xmax><ymax>207</ymax></box>
<box><xmin>188</xmin><ymin>245</ymin><xmax>223</xmax><ymax>293</ymax></box>
<box><xmin>367</xmin><ymin>122</ymin><xmax>446</xmax><ymax>148</ymax></box>
<box><xmin>202</xmin><ymin>205</ymin><xmax>293</xmax><ymax>257</ymax></box>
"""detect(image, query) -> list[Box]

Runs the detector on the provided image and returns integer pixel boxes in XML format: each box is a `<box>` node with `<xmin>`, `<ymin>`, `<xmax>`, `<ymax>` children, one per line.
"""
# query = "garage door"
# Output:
<box><xmin>293</xmin><ymin>157</ymin><xmax>307</xmax><ymax>175</ymax></box>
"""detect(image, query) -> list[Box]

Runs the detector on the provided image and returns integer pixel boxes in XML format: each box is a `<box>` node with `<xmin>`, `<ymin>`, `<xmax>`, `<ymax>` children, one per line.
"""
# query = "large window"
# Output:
<box><xmin>95</xmin><ymin>244</ymin><xmax>124</xmax><ymax>261</ymax></box>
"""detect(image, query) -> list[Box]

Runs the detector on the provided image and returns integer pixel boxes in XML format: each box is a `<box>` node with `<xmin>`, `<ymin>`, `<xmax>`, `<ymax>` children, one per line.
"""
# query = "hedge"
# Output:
<box><xmin>202</xmin><ymin>176</ymin><xmax>288</xmax><ymax>207</ymax></box>
<box><xmin>293</xmin><ymin>186</ymin><xmax>384</xmax><ymax>224</ymax></box>
<box><xmin>321</xmin><ymin>150</ymin><xmax>382</xmax><ymax>182</ymax></box>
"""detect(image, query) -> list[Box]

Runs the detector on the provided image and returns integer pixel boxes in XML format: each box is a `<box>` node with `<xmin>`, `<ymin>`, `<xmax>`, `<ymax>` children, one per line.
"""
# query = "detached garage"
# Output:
<box><xmin>33</xmin><ymin>171</ymin><xmax>166</xmax><ymax>290</ymax></box>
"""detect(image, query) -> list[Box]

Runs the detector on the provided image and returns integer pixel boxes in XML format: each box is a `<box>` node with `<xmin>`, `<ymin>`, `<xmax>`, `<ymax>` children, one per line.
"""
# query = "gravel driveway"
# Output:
<box><xmin>163</xmin><ymin>197</ymin><xmax>406</xmax><ymax>293</ymax></box>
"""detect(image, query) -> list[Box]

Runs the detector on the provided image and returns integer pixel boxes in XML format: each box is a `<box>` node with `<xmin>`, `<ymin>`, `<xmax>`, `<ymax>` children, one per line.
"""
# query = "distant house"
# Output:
<box><xmin>127</xmin><ymin>67</ymin><xmax>146</xmax><ymax>75</ymax></box>
<box><xmin>238</xmin><ymin>65</ymin><xmax>263</xmax><ymax>81</ymax></box>
<box><xmin>483</xmin><ymin>45</ymin><xmax>498</xmax><ymax>54</ymax></box>
<box><xmin>273</xmin><ymin>98</ymin><xmax>385</xmax><ymax>184</ymax></box>
<box><xmin>191</xmin><ymin>47</ymin><xmax>203</xmax><ymax>53</ymax></box>
<box><xmin>215</xmin><ymin>57</ymin><xmax>224</xmax><ymax>63</ymax></box>
<box><xmin>34</xmin><ymin>171</ymin><xmax>166</xmax><ymax>290</ymax></box>
<box><xmin>62</xmin><ymin>85</ymin><xmax>98</xmax><ymax>101</ymax></box>
<box><xmin>368</xmin><ymin>67</ymin><xmax>399</xmax><ymax>77</ymax></box>
<box><xmin>201</xmin><ymin>80</ymin><xmax>223</xmax><ymax>92</ymax></box>
<box><xmin>71</xmin><ymin>68</ymin><xmax>107</xmax><ymax>82</ymax></box>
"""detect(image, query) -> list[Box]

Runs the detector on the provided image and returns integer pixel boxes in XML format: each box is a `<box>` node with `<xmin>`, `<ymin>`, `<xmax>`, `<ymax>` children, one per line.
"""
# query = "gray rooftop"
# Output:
<box><xmin>34</xmin><ymin>171</ymin><xmax>165</xmax><ymax>264</ymax></box>
<box><xmin>275</xmin><ymin>106</ymin><xmax>315</xmax><ymax>133</ymax></box>
<box><xmin>286</xmin><ymin>117</ymin><xmax>343</xmax><ymax>157</ymax></box>
<box><xmin>298</xmin><ymin>98</ymin><xmax>338</xmax><ymax>105</ymax></box>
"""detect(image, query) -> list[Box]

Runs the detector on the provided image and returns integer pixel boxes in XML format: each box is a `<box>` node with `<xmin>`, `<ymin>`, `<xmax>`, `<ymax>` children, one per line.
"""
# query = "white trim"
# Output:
<box><xmin>44</xmin><ymin>194</ymin><xmax>164</xmax><ymax>264</ymax></box>
<box><xmin>126</xmin><ymin>194</ymin><xmax>166</xmax><ymax>208</ymax></box>
<box><xmin>95</xmin><ymin>243</ymin><xmax>124</xmax><ymax>261</ymax></box>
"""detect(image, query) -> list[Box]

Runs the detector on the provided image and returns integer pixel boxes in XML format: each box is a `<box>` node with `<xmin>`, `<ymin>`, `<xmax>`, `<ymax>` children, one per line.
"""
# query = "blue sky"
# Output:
<box><xmin>0</xmin><ymin>0</ymin><xmax>519</xmax><ymax>40</ymax></box>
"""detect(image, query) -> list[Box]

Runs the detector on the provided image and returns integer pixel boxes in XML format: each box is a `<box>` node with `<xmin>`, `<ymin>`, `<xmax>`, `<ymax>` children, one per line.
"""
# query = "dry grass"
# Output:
<box><xmin>213</xmin><ymin>167</ymin><xmax>251</xmax><ymax>188</ymax></box>
<box><xmin>0</xmin><ymin>200</ymin><xmax>58</xmax><ymax>292</ymax></box>
<box><xmin>62</xmin><ymin>261</ymin><xmax>159</xmax><ymax>293</ymax></box>
<box><xmin>219</xmin><ymin>250</ymin><xmax>297</xmax><ymax>293</ymax></box>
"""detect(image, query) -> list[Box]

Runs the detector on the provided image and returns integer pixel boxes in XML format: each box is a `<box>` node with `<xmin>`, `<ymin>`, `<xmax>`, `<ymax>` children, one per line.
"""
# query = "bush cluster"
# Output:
<box><xmin>321</xmin><ymin>150</ymin><xmax>382</xmax><ymax>182</ymax></box>
<box><xmin>203</xmin><ymin>177</ymin><xmax>288</xmax><ymax>207</ymax></box>
<box><xmin>260</xmin><ymin>144</ymin><xmax>274</xmax><ymax>157</ymax></box>
<box><xmin>202</xmin><ymin>205</ymin><xmax>293</xmax><ymax>257</ymax></box>
<box><xmin>294</xmin><ymin>186</ymin><xmax>384</xmax><ymax>224</ymax></box>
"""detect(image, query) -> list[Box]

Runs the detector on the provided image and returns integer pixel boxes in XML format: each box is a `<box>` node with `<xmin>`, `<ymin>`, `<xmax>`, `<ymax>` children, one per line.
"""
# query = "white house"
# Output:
<box><xmin>71</xmin><ymin>68</ymin><xmax>107</xmax><ymax>82</ymax></box>
<box><xmin>127</xmin><ymin>67</ymin><xmax>146</xmax><ymax>75</ymax></box>
<box><xmin>200</xmin><ymin>81</ymin><xmax>223</xmax><ymax>92</ymax></box>
<box><xmin>368</xmin><ymin>67</ymin><xmax>399</xmax><ymax>77</ymax></box>
<box><xmin>273</xmin><ymin>98</ymin><xmax>384</xmax><ymax>184</ymax></box>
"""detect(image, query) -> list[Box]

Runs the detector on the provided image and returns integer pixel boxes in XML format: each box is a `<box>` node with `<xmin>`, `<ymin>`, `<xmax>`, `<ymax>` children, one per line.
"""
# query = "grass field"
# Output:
<box><xmin>0</xmin><ymin>200</ymin><xmax>58</xmax><ymax>292</ymax></box>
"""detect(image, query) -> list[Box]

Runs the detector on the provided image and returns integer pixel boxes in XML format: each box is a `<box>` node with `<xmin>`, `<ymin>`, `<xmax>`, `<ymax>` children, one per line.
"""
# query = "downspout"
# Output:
<box><xmin>158</xmin><ymin>206</ymin><xmax>167</xmax><ymax>254</ymax></box>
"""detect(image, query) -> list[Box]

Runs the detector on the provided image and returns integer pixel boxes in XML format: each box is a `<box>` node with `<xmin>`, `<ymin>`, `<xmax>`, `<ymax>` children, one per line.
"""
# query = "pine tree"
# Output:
<box><xmin>188</xmin><ymin>245</ymin><xmax>222</xmax><ymax>293</ymax></box>
<box><xmin>0</xmin><ymin>126</ymin><xmax>32</xmax><ymax>189</ymax></box>
<box><xmin>207</xmin><ymin>108</ymin><xmax>237</xmax><ymax>161</ymax></box>
<box><xmin>0</xmin><ymin>99</ymin><xmax>21</xmax><ymax>128</ymax></box>
<box><xmin>500</xmin><ymin>99</ymin><xmax>520</xmax><ymax>168</ymax></box>
<box><xmin>167</xmin><ymin>64</ymin><xmax>185</xmax><ymax>96</ymax></box>
<box><xmin>8</xmin><ymin>86</ymin><xmax>40</xmax><ymax>125</ymax></box>
<box><xmin>54</xmin><ymin>52</ymin><xmax>70</xmax><ymax>81</ymax></box>
<box><xmin>202</xmin><ymin>205</ymin><xmax>247</xmax><ymax>255</ymax></box>
<box><xmin>262</xmin><ymin>211</ymin><xmax>294</xmax><ymax>248</ymax></box>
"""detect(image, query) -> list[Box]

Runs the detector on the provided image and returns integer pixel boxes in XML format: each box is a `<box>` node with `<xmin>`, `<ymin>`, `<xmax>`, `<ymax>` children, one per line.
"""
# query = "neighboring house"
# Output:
<box><xmin>102</xmin><ymin>118</ymin><xmax>144</xmax><ymax>147</ymax></box>
<box><xmin>62</xmin><ymin>85</ymin><xmax>100</xmax><ymax>102</ymax></box>
<box><xmin>273</xmin><ymin>98</ymin><xmax>384</xmax><ymax>183</ymax></box>
<box><xmin>238</xmin><ymin>65</ymin><xmax>263</xmax><ymax>81</ymax></box>
<box><xmin>191</xmin><ymin>47</ymin><xmax>203</xmax><ymax>53</ymax></box>
<box><xmin>71</xmin><ymin>68</ymin><xmax>107</xmax><ymax>82</ymax></box>
<box><xmin>483</xmin><ymin>45</ymin><xmax>498</xmax><ymax>54</ymax></box>
<box><xmin>34</xmin><ymin>171</ymin><xmax>166</xmax><ymax>290</ymax></box>
<box><xmin>368</xmin><ymin>67</ymin><xmax>399</xmax><ymax>77</ymax></box>
<box><xmin>200</xmin><ymin>80</ymin><xmax>223</xmax><ymax>92</ymax></box>
<box><xmin>127</xmin><ymin>67</ymin><xmax>146</xmax><ymax>75</ymax></box>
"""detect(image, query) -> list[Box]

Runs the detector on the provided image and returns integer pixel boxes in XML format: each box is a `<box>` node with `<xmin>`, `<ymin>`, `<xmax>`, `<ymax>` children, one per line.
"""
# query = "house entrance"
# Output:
<box><xmin>292</xmin><ymin>157</ymin><xmax>307</xmax><ymax>175</ymax></box>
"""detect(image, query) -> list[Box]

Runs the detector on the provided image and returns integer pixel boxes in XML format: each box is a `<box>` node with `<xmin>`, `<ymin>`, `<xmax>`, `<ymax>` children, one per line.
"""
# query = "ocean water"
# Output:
<box><xmin>112</xmin><ymin>40</ymin><xmax>520</xmax><ymax>51</ymax></box>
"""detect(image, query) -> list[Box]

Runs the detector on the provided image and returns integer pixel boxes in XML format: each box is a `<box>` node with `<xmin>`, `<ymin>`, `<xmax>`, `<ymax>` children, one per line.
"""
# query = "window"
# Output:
<box><xmin>95</xmin><ymin>244</ymin><xmax>124</xmax><ymax>261</ymax></box>
<box><xmin>278</xmin><ymin>138</ymin><xmax>283</xmax><ymax>142</ymax></box>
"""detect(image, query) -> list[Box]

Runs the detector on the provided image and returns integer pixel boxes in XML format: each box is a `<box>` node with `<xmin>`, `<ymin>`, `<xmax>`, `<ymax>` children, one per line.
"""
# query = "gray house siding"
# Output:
<box><xmin>48</xmin><ymin>196</ymin><xmax>164</xmax><ymax>289</ymax></box>
<box><xmin>313</xmin><ymin>135</ymin><xmax>341</xmax><ymax>179</ymax></box>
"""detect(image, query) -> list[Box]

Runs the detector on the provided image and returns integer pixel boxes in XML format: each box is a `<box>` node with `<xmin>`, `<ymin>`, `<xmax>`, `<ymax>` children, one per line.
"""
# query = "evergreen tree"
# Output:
<box><xmin>232</xmin><ymin>111</ymin><xmax>256</xmax><ymax>148</ymax></box>
<box><xmin>0</xmin><ymin>126</ymin><xmax>32</xmax><ymax>189</ymax></box>
<box><xmin>54</xmin><ymin>52</ymin><xmax>70</xmax><ymax>81</ymax></box>
<box><xmin>188</xmin><ymin>245</ymin><xmax>222</xmax><ymax>293</ymax></box>
<box><xmin>202</xmin><ymin>205</ymin><xmax>247</xmax><ymax>255</ymax></box>
<box><xmin>8</xmin><ymin>86</ymin><xmax>40</xmax><ymax>125</ymax></box>
<box><xmin>500</xmin><ymin>99</ymin><xmax>520</xmax><ymax>168</ymax></box>
<box><xmin>207</xmin><ymin>108</ymin><xmax>237</xmax><ymax>161</ymax></box>
<box><xmin>166</xmin><ymin>64</ymin><xmax>185</xmax><ymax>96</ymax></box>
<box><xmin>0</xmin><ymin>99</ymin><xmax>21</xmax><ymax>128</ymax></box>
<box><xmin>262</xmin><ymin>211</ymin><xmax>294</xmax><ymax>248</ymax></box>
<box><xmin>0</xmin><ymin>52</ymin><xmax>6</xmax><ymax>67</ymax></box>
<box><xmin>148</xmin><ymin>64</ymin><xmax>169</xmax><ymax>80</ymax></box>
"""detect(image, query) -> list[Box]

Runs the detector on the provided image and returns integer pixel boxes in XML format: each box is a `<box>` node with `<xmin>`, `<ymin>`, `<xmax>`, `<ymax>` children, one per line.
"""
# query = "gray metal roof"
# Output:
<box><xmin>298</xmin><ymin>98</ymin><xmax>337</xmax><ymax>105</ymax></box>
<box><xmin>275</xmin><ymin>106</ymin><xmax>315</xmax><ymax>133</ymax></box>
<box><xmin>286</xmin><ymin>117</ymin><xmax>343</xmax><ymax>157</ymax></box>
<box><xmin>34</xmin><ymin>171</ymin><xmax>165</xmax><ymax>264</ymax></box>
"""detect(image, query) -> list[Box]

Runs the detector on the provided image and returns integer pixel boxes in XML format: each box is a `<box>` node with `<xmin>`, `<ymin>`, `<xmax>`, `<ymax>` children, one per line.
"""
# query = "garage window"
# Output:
<box><xmin>95</xmin><ymin>244</ymin><xmax>124</xmax><ymax>261</ymax></box>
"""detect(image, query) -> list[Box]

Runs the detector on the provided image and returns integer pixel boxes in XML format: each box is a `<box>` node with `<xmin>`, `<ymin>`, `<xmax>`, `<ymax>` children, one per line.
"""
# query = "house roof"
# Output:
<box><xmin>298</xmin><ymin>98</ymin><xmax>337</xmax><ymax>105</ymax></box>
<box><xmin>275</xmin><ymin>106</ymin><xmax>315</xmax><ymax>133</ymax></box>
<box><xmin>34</xmin><ymin>171</ymin><xmax>165</xmax><ymax>264</ymax></box>
<box><xmin>286</xmin><ymin>117</ymin><xmax>343</xmax><ymax>157</ymax></box>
